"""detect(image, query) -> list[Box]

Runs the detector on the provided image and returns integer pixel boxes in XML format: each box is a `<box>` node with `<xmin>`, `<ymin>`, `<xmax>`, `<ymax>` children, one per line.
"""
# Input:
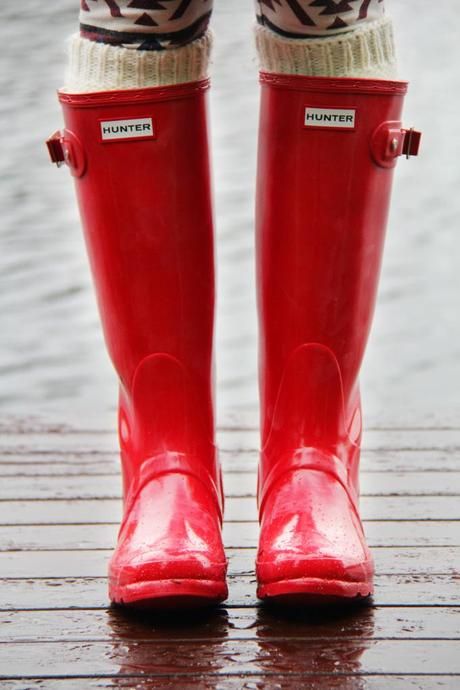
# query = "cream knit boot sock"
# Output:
<box><xmin>63</xmin><ymin>30</ymin><xmax>213</xmax><ymax>93</ymax></box>
<box><xmin>254</xmin><ymin>16</ymin><xmax>396</xmax><ymax>79</ymax></box>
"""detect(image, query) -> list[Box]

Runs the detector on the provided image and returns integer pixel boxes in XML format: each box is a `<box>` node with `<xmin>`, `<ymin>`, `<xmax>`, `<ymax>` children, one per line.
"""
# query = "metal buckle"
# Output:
<box><xmin>46</xmin><ymin>131</ymin><xmax>65</xmax><ymax>166</ymax></box>
<box><xmin>402</xmin><ymin>127</ymin><xmax>422</xmax><ymax>159</ymax></box>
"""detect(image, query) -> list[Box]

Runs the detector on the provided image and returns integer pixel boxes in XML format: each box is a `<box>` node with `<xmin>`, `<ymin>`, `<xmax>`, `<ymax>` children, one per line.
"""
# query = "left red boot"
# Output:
<box><xmin>47</xmin><ymin>79</ymin><xmax>227</xmax><ymax>609</ymax></box>
<box><xmin>254</xmin><ymin>73</ymin><xmax>421</xmax><ymax>604</ymax></box>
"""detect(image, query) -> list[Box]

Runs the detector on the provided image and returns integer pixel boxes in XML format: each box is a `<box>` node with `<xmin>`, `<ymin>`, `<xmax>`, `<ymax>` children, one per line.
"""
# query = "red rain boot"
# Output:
<box><xmin>255</xmin><ymin>73</ymin><xmax>420</xmax><ymax>604</ymax></box>
<box><xmin>47</xmin><ymin>80</ymin><xmax>228</xmax><ymax>608</ymax></box>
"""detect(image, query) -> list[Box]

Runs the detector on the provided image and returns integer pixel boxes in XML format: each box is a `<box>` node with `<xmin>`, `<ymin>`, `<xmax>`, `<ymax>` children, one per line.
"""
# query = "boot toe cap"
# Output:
<box><xmin>109</xmin><ymin>473</ymin><xmax>227</xmax><ymax>593</ymax></box>
<box><xmin>256</xmin><ymin>469</ymin><xmax>373</xmax><ymax>589</ymax></box>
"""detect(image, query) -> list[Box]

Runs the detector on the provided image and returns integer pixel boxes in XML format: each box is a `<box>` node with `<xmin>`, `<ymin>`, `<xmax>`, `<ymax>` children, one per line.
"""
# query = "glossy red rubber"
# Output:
<box><xmin>54</xmin><ymin>80</ymin><xmax>227</xmax><ymax>608</ymax></box>
<box><xmin>255</xmin><ymin>73</ymin><xmax>418</xmax><ymax>604</ymax></box>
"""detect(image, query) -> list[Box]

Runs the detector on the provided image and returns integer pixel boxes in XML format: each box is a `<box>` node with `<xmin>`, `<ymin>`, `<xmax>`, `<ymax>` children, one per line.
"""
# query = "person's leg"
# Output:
<box><xmin>47</xmin><ymin>1</ymin><xmax>227</xmax><ymax>609</ymax></box>
<box><xmin>79</xmin><ymin>0</ymin><xmax>212</xmax><ymax>50</ymax></box>
<box><xmin>253</xmin><ymin>2</ymin><xmax>421</xmax><ymax>603</ymax></box>
<box><xmin>66</xmin><ymin>0</ymin><xmax>214</xmax><ymax>91</ymax></box>
<box><xmin>256</xmin><ymin>0</ymin><xmax>385</xmax><ymax>36</ymax></box>
<box><xmin>254</xmin><ymin>0</ymin><xmax>396</xmax><ymax>78</ymax></box>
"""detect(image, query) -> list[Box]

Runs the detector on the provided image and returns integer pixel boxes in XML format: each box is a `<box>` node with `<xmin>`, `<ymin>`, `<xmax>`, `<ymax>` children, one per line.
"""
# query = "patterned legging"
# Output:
<box><xmin>80</xmin><ymin>0</ymin><xmax>385</xmax><ymax>50</ymax></box>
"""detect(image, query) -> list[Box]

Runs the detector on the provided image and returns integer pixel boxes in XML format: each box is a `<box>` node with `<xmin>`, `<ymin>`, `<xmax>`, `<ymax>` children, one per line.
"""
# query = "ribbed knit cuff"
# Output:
<box><xmin>63</xmin><ymin>30</ymin><xmax>213</xmax><ymax>93</ymax></box>
<box><xmin>254</xmin><ymin>16</ymin><xmax>397</xmax><ymax>79</ymax></box>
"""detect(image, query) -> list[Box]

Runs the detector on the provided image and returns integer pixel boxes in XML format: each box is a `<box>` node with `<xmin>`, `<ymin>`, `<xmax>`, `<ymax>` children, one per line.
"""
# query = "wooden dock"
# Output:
<box><xmin>0</xmin><ymin>420</ymin><xmax>459</xmax><ymax>688</ymax></box>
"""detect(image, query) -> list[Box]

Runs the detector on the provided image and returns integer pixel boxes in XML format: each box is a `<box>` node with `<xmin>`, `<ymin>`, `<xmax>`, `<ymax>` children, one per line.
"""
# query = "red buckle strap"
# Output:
<box><xmin>258</xmin><ymin>447</ymin><xmax>359</xmax><ymax>522</ymax></box>
<box><xmin>371</xmin><ymin>121</ymin><xmax>422</xmax><ymax>168</ymax></box>
<box><xmin>402</xmin><ymin>127</ymin><xmax>422</xmax><ymax>158</ymax></box>
<box><xmin>45</xmin><ymin>130</ymin><xmax>86</xmax><ymax>177</ymax></box>
<box><xmin>121</xmin><ymin>451</ymin><xmax>223</xmax><ymax>529</ymax></box>
<box><xmin>46</xmin><ymin>131</ymin><xmax>65</xmax><ymax>166</ymax></box>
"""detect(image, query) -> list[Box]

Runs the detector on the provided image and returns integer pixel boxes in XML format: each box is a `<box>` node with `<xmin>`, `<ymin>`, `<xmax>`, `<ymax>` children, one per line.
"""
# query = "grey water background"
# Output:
<box><xmin>0</xmin><ymin>1</ymin><xmax>458</xmax><ymax>429</ymax></box>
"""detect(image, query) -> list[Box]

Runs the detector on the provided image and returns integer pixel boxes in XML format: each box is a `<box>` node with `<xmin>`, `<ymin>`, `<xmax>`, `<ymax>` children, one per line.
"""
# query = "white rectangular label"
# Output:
<box><xmin>304</xmin><ymin>107</ymin><xmax>356</xmax><ymax>129</ymax></box>
<box><xmin>100</xmin><ymin>117</ymin><xmax>154</xmax><ymax>141</ymax></box>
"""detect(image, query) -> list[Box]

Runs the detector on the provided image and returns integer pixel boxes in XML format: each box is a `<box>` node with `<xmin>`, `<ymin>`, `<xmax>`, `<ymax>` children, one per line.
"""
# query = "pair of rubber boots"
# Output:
<box><xmin>47</xmin><ymin>70</ymin><xmax>420</xmax><ymax>608</ymax></box>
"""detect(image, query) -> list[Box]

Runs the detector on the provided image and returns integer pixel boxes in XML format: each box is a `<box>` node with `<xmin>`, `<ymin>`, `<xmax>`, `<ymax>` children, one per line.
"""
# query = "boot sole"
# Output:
<box><xmin>109</xmin><ymin>578</ymin><xmax>228</xmax><ymax>610</ymax></box>
<box><xmin>257</xmin><ymin>577</ymin><xmax>373</xmax><ymax>606</ymax></box>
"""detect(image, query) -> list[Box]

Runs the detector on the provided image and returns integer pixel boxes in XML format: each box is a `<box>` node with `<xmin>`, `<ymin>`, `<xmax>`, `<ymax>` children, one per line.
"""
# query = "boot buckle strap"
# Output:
<box><xmin>46</xmin><ymin>131</ymin><xmax>66</xmax><ymax>166</ymax></box>
<box><xmin>402</xmin><ymin>127</ymin><xmax>422</xmax><ymax>159</ymax></box>
<box><xmin>45</xmin><ymin>130</ymin><xmax>86</xmax><ymax>177</ymax></box>
<box><xmin>371</xmin><ymin>121</ymin><xmax>422</xmax><ymax>168</ymax></box>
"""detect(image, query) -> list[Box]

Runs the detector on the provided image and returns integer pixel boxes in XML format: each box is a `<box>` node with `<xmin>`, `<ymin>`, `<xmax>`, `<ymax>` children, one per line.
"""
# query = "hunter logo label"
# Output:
<box><xmin>100</xmin><ymin>117</ymin><xmax>155</xmax><ymax>142</ymax></box>
<box><xmin>304</xmin><ymin>107</ymin><xmax>356</xmax><ymax>130</ymax></box>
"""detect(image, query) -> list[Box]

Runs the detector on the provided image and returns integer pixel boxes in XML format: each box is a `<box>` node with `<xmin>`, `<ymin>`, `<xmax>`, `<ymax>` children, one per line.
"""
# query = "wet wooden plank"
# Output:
<box><xmin>1</xmin><ymin>639</ymin><xmax>459</xmax><ymax>678</ymax></box>
<box><xmin>3</xmin><ymin>411</ymin><xmax>455</xmax><ymax>433</ymax></box>
<box><xmin>0</xmin><ymin>425</ymin><xmax>458</xmax><ymax>687</ymax></box>
<box><xmin>0</xmin><ymin>495</ymin><xmax>458</xmax><ymax>524</ymax></box>
<box><xmin>0</xmin><ymin>412</ymin><xmax>459</xmax><ymax>432</ymax></box>
<box><xmin>0</xmin><ymin>547</ymin><xmax>459</xmax><ymax>580</ymax></box>
<box><xmin>1</xmin><ymin>520</ymin><xmax>459</xmax><ymax>551</ymax></box>
<box><xmin>1</xmin><ymin>449</ymin><xmax>459</xmax><ymax>473</ymax></box>
<box><xmin>1</xmin><ymin>574</ymin><xmax>459</xmax><ymax>610</ymax></box>
<box><xmin>0</xmin><ymin>428</ymin><xmax>459</xmax><ymax>455</ymax></box>
<box><xmin>1</xmin><ymin>412</ymin><xmax>457</xmax><ymax>433</ymax></box>
<box><xmin>2</xmin><ymin>676</ymin><xmax>456</xmax><ymax>690</ymax></box>
<box><xmin>224</xmin><ymin>495</ymin><xmax>460</xmax><ymax>521</ymax></box>
<box><xmin>221</xmin><ymin>449</ymin><xmax>460</xmax><ymax>473</ymax></box>
<box><xmin>0</xmin><ymin>462</ymin><xmax>120</xmax><ymax>476</ymax></box>
<box><xmin>1</xmin><ymin>471</ymin><xmax>460</xmax><ymax>499</ymax></box>
<box><xmin>217</xmin><ymin>428</ymin><xmax>460</xmax><ymax>452</ymax></box>
<box><xmin>1</xmin><ymin>606</ymin><xmax>459</xmax><ymax>642</ymax></box>
<box><xmin>2</xmin><ymin>574</ymin><xmax>459</xmax><ymax>611</ymax></box>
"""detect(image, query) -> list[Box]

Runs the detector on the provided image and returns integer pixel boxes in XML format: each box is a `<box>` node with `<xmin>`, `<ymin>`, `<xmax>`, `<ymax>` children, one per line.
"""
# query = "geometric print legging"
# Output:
<box><xmin>80</xmin><ymin>0</ymin><xmax>386</xmax><ymax>50</ymax></box>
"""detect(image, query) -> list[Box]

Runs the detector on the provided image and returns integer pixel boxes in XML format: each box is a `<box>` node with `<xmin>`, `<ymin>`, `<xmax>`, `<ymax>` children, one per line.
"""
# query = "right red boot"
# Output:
<box><xmin>47</xmin><ymin>78</ymin><xmax>227</xmax><ymax>609</ymax></box>
<box><xmin>252</xmin><ymin>17</ymin><xmax>420</xmax><ymax>605</ymax></box>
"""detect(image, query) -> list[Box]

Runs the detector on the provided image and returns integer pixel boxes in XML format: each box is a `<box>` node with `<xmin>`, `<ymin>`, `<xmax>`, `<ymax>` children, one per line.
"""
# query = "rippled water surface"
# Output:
<box><xmin>0</xmin><ymin>1</ymin><xmax>459</xmax><ymax>427</ymax></box>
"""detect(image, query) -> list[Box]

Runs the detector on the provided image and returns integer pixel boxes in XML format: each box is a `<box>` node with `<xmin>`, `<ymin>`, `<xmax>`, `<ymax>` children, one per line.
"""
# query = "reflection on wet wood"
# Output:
<box><xmin>0</xmin><ymin>423</ymin><xmax>459</xmax><ymax>686</ymax></box>
<box><xmin>2</xmin><ymin>639</ymin><xmax>460</xmax><ymax>677</ymax></box>
<box><xmin>3</xmin><ymin>677</ymin><xmax>459</xmax><ymax>690</ymax></box>
<box><xmin>2</xmin><ymin>606</ymin><xmax>460</xmax><ymax>642</ymax></box>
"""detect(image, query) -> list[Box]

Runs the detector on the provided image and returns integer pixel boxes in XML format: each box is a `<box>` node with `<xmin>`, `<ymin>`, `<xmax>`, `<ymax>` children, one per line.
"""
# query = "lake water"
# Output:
<box><xmin>0</xmin><ymin>1</ymin><xmax>458</xmax><ymax>429</ymax></box>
